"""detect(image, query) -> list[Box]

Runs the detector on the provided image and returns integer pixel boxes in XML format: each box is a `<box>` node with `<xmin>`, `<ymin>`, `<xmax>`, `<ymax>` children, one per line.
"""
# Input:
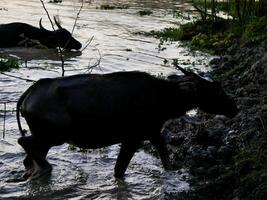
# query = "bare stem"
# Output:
<box><xmin>39</xmin><ymin>0</ymin><xmax>65</xmax><ymax>76</ymax></box>
<box><xmin>81</xmin><ymin>36</ymin><xmax>94</xmax><ymax>52</ymax></box>
<box><xmin>0</xmin><ymin>72</ymin><xmax>35</xmax><ymax>82</ymax></box>
<box><xmin>71</xmin><ymin>0</ymin><xmax>84</xmax><ymax>35</ymax></box>
<box><xmin>87</xmin><ymin>48</ymin><xmax>102</xmax><ymax>73</ymax></box>
<box><xmin>3</xmin><ymin>103</ymin><xmax>6</xmax><ymax>139</ymax></box>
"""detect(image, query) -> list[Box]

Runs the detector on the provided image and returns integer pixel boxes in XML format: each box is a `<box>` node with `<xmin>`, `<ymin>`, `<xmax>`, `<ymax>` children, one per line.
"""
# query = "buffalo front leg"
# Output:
<box><xmin>114</xmin><ymin>141</ymin><xmax>140</xmax><ymax>179</ymax></box>
<box><xmin>150</xmin><ymin>135</ymin><xmax>172</xmax><ymax>170</ymax></box>
<box><xmin>22</xmin><ymin>155</ymin><xmax>34</xmax><ymax>179</ymax></box>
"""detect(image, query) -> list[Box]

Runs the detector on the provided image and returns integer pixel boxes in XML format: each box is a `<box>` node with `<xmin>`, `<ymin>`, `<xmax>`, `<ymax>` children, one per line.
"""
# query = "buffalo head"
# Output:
<box><xmin>175</xmin><ymin>65</ymin><xmax>239</xmax><ymax>118</ymax></box>
<box><xmin>39</xmin><ymin>17</ymin><xmax>82</xmax><ymax>50</ymax></box>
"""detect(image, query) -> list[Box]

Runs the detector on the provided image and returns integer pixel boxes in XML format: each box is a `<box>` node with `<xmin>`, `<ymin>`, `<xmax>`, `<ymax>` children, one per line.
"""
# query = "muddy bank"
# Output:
<box><xmin>163</xmin><ymin>40</ymin><xmax>267</xmax><ymax>199</ymax></box>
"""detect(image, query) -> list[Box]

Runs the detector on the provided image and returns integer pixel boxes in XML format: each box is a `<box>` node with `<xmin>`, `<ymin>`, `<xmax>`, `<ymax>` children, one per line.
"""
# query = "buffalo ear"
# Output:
<box><xmin>54</xmin><ymin>16</ymin><xmax>62</xmax><ymax>29</ymax></box>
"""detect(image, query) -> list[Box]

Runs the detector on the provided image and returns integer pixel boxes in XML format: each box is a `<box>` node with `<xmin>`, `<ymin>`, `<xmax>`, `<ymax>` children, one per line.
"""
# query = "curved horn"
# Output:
<box><xmin>173</xmin><ymin>61</ymin><xmax>212</xmax><ymax>81</ymax></box>
<box><xmin>177</xmin><ymin>65</ymin><xmax>192</xmax><ymax>76</ymax></box>
<box><xmin>54</xmin><ymin>16</ymin><xmax>62</xmax><ymax>29</ymax></box>
<box><xmin>39</xmin><ymin>18</ymin><xmax>47</xmax><ymax>31</ymax></box>
<box><xmin>173</xmin><ymin>62</ymin><xmax>192</xmax><ymax>76</ymax></box>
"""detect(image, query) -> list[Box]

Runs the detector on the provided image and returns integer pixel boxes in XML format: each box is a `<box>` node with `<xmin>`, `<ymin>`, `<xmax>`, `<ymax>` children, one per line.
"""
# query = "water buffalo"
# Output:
<box><xmin>0</xmin><ymin>18</ymin><xmax>81</xmax><ymax>50</ymax></box>
<box><xmin>16</xmin><ymin>67</ymin><xmax>238</xmax><ymax>179</ymax></box>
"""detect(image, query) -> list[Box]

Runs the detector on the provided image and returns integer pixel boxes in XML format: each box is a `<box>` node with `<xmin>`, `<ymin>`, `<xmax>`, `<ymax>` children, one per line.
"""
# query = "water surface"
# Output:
<box><xmin>0</xmin><ymin>0</ymin><xmax>209</xmax><ymax>199</ymax></box>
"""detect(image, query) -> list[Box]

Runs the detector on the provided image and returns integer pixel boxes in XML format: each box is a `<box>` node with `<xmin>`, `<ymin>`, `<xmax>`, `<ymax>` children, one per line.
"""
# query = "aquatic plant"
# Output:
<box><xmin>0</xmin><ymin>57</ymin><xmax>20</xmax><ymax>72</ymax></box>
<box><xmin>98</xmin><ymin>4</ymin><xmax>129</xmax><ymax>10</ymax></box>
<box><xmin>138</xmin><ymin>10</ymin><xmax>153</xmax><ymax>16</ymax></box>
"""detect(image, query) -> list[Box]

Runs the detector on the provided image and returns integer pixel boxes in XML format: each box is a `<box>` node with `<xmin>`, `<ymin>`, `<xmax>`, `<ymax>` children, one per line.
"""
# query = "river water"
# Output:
<box><xmin>0</xmin><ymin>0</ymin><xmax>211</xmax><ymax>199</ymax></box>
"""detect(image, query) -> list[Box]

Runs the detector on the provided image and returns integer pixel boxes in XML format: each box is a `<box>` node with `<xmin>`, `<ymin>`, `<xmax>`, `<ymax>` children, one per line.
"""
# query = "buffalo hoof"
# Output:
<box><xmin>30</xmin><ymin>161</ymin><xmax>52</xmax><ymax>180</ymax></box>
<box><xmin>22</xmin><ymin>168</ymin><xmax>34</xmax><ymax>180</ymax></box>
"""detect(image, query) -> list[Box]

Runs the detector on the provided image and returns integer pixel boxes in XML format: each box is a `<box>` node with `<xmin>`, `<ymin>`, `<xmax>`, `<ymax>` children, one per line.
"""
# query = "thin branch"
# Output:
<box><xmin>71</xmin><ymin>0</ymin><xmax>84</xmax><ymax>35</ymax></box>
<box><xmin>3</xmin><ymin>102</ymin><xmax>6</xmax><ymax>139</ymax></box>
<box><xmin>63</xmin><ymin>0</ymin><xmax>84</xmax><ymax>51</ymax></box>
<box><xmin>66</xmin><ymin>48</ymin><xmax>101</xmax><ymax>73</ymax></box>
<box><xmin>87</xmin><ymin>48</ymin><xmax>102</xmax><ymax>73</ymax></box>
<box><xmin>40</xmin><ymin>0</ymin><xmax>65</xmax><ymax>76</ymax></box>
<box><xmin>0</xmin><ymin>100</ymin><xmax>18</xmax><ymax>103</ymax></box>
<box><xmin>192</xmin><ymin>0</ymin><xmax>224</xmax><ymax>21</ymax></box>
<box><xmin>0</xmin><ymin>72</ymin><xmax>35</xmax><ymax>82</ymax></box>
<box><xmin>40</xmin><ymin>0</ymin><xmax>57</xmax><ymax>31</ymax></box>
<box><xmin>81</xmin><ymin>36</ymin><xmax>94</xmax><ymax>52</ymax></box>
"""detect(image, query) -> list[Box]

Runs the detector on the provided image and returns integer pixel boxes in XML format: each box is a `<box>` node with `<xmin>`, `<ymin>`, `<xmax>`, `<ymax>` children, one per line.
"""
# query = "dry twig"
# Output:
<box><xmin>40</xmin><ymin>0</ymin><xmax>65</xmax><ymax>76</ymax></box>
<box><xmin>2</xmin><ymin>103</ymin><xmax>6</xmax><ymax>139</ymax></box>
<box><xmin>0</xmin><ymin>72</ymin><xmax>35</xmax><ymax>82</ymax></box>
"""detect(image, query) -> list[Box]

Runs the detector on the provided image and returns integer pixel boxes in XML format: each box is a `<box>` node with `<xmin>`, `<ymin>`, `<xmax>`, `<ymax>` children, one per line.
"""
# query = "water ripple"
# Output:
<box><xmin>0</xmin><ymin>0</ymin><xmax>206</xmax><ymax>198</ymax></box>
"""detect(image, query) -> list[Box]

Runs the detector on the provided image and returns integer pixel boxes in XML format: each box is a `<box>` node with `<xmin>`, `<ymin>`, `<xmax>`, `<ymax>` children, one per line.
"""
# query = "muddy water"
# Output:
<box><xmin>0</xmin><ymin>0</ymin><xmax>210</xmax><ymax>199</ymax></box>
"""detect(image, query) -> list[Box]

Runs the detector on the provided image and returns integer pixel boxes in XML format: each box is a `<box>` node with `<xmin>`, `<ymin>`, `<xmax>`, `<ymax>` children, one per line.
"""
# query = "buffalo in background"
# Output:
<box><xmin>16</xmin><ymin>66</ymin><xmax>238</xmax><ymax>180</ymax></box>
<box><xmin>0</xmin><ymin>17</ymin><xmax>81</xmax><ymax>50</ymax></box>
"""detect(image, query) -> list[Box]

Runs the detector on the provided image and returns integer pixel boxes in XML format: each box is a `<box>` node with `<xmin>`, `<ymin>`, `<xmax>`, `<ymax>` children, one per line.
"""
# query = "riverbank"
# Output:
<box><xmin>163</xmin><ymin>36</ymin><xmax>267</xmax><ymax>199</ymax></box>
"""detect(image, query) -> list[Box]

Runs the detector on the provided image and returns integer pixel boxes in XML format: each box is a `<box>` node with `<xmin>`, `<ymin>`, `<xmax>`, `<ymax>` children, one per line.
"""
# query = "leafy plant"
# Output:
<box><xmin>138</xmin><ymin>10</ymin><xmax>153</xmax><ymax>16</ymax></box>
<box><xmin>0</xmin><ymin>57</ymin><xmax>20</xmax><ymax>72</ymax></box>
<box><xmin>98</xmin><ymin>4</ymin><xmax>129</xmax><ymax>10</ymax></box>
<box><xmin>242</xmin><ymin>16</ymin><xmax>267</xmax><ymax>44</ymax></box>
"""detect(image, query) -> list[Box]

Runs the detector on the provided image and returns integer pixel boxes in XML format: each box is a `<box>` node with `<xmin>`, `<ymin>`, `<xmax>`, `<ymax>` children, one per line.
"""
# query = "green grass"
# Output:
<box><xmin>0</xmin><ymin>57</ymin><xmax>20</xmax><ymax>72</ymax></box>
<box><xmin>234</xmin><ymin>144</ymin><xmax>267</xmax><ymax>199</ymax></box>
<box><xmin>138</xmin><ymin>10</ymin><xmax>153</xmax><ymax>16</ymax></box>
<box><xmin>242</xmin><ymin>16</ymin><xmax>267</xmax><ymax>44</ymax></box>
<box><xmin>138</xmin><ymin>15</ymin><xmax>267</xmax><ymax>54</ymax></box>
<box><xmin>97</xmin><ymin>4</ymin><xmax>129</xmax><ymax>10</ymax></box>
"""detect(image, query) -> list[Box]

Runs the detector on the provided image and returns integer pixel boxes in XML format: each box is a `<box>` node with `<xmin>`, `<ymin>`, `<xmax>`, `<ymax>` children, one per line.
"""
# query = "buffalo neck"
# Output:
<box><xmin>22</xmin><ymin>24</ymin><xmax>47</xmax><ymax>40</ymax></box>
<box><xmin>23</xmin><ymin>25</ymin><xmax>57</xmax><ymax>47</ymax></box>
<box><xmin>156</xmin><ymin>80</ymin><xmax>197</xmax><ymax>120</ymax></box>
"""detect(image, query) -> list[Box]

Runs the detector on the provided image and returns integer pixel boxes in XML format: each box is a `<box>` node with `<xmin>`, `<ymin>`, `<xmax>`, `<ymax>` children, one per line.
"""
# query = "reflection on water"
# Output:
<box><xmin>0</xmin><ymin>0</ymin><xmax>206</xmax><ymax>199</ymax></box>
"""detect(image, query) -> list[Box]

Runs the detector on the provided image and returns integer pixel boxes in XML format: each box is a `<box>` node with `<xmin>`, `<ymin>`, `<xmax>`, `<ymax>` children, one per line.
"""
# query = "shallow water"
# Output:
<box><xmin>0</xmin><ymin>0</ymin><xmax>210</xmax><ymax>199</ymax></box>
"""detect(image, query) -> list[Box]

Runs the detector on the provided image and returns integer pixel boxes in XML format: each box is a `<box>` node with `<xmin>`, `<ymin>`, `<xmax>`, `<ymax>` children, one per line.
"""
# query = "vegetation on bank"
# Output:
<box><xmin>97</xmin><ymin>4</ymin><xmax>129</xmax><ymax>10</ymax></box>
<box><xmin>201</xmin><ymin>42</ymin><xmax>267</xmax><ymax>200</ymax></box>
<box><xmin>138</xmin><ymin>10</ymin><xmax>153</xmax><ymax>16</ymax></box>
<box><xmin>0</xmin><ymin>57</ymin><xmax>20</xmax><ymax>72</ymax></box>
<box><xmin>140</xmin><ymin>0</ymin><xmax>267</xmax><ymax>54</ymax></box>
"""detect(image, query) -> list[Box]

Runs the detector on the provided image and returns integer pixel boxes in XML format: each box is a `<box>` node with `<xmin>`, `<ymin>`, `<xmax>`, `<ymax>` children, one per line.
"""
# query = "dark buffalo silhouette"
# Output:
<box><xmin>16</xmin><ymin>67</ymin><xmax>238</xmax><ymax>179</ymax></box>
<box><xmin>0</xmin><ymin>18</ymin><xmax>81</xmax><ymax>50</ymax></box>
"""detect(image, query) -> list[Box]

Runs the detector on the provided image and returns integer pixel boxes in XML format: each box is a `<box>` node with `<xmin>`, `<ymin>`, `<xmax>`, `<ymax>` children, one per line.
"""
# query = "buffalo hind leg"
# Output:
<box><xmin>18</xmin><ymin>136</ymin><xmax>52</xmax><ymax>179</ymax></box>
<box><xmin>114</xmin><ymin>141</ymin><xmax>140</xmax><ymax>179</ymax></box>
<box><xmin>150</xmin><ymin>135</ymin><xmax>172</xmax><ymax>170</ymax></box>
<box><xmin>18</xmin><ymin>137</ymin><xmax>34</xmax><ymax>179</ymax></box>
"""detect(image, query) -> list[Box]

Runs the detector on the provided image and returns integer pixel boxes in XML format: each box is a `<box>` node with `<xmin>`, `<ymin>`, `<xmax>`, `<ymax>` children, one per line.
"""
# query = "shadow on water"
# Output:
<box><xmin>0</xmin><ymin>48</ymin><xmax>82</xmax><ymax>62</ymax></box>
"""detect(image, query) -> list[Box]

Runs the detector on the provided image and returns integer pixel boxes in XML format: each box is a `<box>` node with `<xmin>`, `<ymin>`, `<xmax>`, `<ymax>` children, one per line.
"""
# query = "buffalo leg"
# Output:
<box><xmin>114</xmin><ymin>142</ymin><xmax>140</xmax><ymax>178</ymax></box>
<box><xmin>18</xmin><ymin>136</ymin><xmax>52</xmax><ymax>177</ymax></box>
<box><xmin>23</xmin><ymin>154</ymin><xmax>33</xmax><ymax>169</ymax></box>
<box><xmin>18</xmin><ymin>136</ymin><xmax>34</xmax><ymax>169</ymax></box>
<box><xmin>150</xmin><ymin>135</ymin><xmax>172</xmax><ymax>170</ymax></box>
<box><xmin>22</xmin><ymin>155</ymin><xmax>34</xmax><ymax>179</ymax></box>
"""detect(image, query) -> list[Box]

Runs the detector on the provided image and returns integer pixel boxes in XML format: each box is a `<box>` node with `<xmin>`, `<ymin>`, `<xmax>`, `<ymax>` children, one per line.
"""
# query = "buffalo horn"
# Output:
<box><xmin>173</xmin><ymin>62</ymin><xmax>193</xmax><ymax>76</ymax></box>
<box><xmin>54</xmin><ymin>16</ymin><xmax>62</xmax><ymax>29</ymax></box>
<box><xmin>39</xmin><ymin>18</ymin><xmax>46</xmax><ymax>31</ymax></box>
<box><xmin>174</xmin><ymin>62</ymin><xmax>213</xmax><ymax>82</ymax></box>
